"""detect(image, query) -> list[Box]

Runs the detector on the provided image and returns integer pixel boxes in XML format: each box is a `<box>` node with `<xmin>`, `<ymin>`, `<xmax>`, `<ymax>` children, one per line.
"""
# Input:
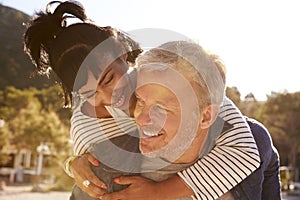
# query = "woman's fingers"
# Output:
<box><xmin>85</xmin><ymin>170</ymin><xmax>107</xmax><ymax>188</ymax></box>
<box><xmin>86</xmin><ymin>152</ymin><xmax>100</xmax><ymax>166</ymax></box>
<box><xmin>71</xmin><ymin>153</ymin><xmax>107</xmax><ymax>197</ymax></box>
<box><xmin>80</xmin><ymin>181</ymin><xmax>107</xmax><ymax>198</ymax></box>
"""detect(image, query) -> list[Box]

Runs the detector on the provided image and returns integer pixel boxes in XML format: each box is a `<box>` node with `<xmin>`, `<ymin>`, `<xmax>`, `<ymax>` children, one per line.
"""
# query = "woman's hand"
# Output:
<box><xmin>70</xmin><ymin>153</ymin><xmax>108</xmax><ymax>198</ymax></box>
<box><xmin>101</xmin><ymin>176</ymin><xmax>163</xmax><ymax>200</ymax></box>
<box><xmin>101</xmin><ymin>174</ymin><xmax>194</xmax><ymax>200</ymax></box>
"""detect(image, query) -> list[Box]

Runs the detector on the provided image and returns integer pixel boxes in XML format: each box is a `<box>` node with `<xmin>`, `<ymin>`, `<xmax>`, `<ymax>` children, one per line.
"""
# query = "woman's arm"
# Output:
<box><xmin>66</xmin><ymin>103</ymin><xmax>141</xmax><ymax>198</ymax></box>
<box><xmin>101</xmin><ymin>175</ymin><xmax>192</xmax><ymax>200</ymax></box>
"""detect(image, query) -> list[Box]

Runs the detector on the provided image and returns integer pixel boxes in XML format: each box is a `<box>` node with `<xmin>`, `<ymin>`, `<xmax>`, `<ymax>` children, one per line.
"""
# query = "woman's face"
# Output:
<box><xmin>79</xmin><ymin>58</ymin><xmax>134</xmax><ymax>110</ymax></box>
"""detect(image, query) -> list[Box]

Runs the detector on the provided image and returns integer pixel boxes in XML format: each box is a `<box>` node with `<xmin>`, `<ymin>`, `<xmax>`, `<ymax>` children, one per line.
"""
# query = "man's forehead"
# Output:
<box><xmin>136</xmin><ymin>83</ymin><xmax>175</xmax><ymax>96</ymax></box>
<box><xmin>136</xmin><ymin>84</ymin><xmax>180</xmax><ymax>108</ymax></box>
<box><xmin>138</xmin><ymin>67</ymin><xmax>195</xmax><ymax>92</ymax></box>
<box><xmin>137</xmin><ymin>67</ymin><xmax>187</xmax><ymax>86</ymax></box>
<box><xmin>136</xmin><ymin>66</ymin><xmax>200</xmax><ymax>108</ymax></box>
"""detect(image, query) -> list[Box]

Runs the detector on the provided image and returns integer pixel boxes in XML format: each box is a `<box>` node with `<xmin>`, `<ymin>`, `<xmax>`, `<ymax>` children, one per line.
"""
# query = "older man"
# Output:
<box><xmin>103</xmin><ymin>41</ymin><xmax>281</xmax><ymax>200</ymax></box>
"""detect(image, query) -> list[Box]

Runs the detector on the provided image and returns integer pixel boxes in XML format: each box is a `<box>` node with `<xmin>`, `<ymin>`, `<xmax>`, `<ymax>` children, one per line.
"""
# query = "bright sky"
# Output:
<box><xmin>3</xmin><ymin>0</ymin><xmax>300</xmax><ymax>100</ymax></box>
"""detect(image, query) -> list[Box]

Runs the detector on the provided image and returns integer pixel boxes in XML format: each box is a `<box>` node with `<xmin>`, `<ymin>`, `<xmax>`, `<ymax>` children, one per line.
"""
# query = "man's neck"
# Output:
<box><xmin>173</xmin><ymin>128</ymin><xmax>209</xmax><ymax>164</ymax></box>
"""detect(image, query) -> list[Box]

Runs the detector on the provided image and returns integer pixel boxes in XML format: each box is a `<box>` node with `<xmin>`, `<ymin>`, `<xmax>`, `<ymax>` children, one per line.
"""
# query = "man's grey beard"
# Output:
<box><xmin>141</xmin><ymin>112</ymin><xmax>200</xmax><ymax>162</ymax></box>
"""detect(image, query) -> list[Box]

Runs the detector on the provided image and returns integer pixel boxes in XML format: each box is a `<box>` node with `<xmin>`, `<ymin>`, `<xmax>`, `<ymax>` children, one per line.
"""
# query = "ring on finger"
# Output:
<box><xmin>83</xmin><ymin>179</ymin><xmax>90</xmax><ymax>188</ymax></box>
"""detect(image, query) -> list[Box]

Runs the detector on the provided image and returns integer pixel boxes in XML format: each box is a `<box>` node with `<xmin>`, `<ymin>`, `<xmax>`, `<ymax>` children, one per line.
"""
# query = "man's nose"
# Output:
<box><xmin>135</xmin><ymin>107</ymin><xmax>152</xmax><ymax>127</ymax></box>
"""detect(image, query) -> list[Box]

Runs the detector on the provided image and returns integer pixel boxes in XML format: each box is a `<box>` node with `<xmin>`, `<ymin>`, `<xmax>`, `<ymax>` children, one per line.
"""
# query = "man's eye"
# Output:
<box><xmin>154</xmin><ymin>105</ymin><xmax>167</xmax><ymax>114</ymax></box>
<box><xmin>136</xmin><ymin>98</ymin><xmax>144</xmax><ymax>107</ymax></box>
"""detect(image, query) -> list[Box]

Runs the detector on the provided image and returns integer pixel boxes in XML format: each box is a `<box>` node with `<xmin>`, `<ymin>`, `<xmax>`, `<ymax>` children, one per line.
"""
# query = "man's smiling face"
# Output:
<box><xmin>135</xmin><ymin>83</ymin><xmax>181</xmax><ymax>155</ymax></box>
<box><xmin>134</xmin><ymin>67</ymin><xmax>201</xmax><ymax>160</ymax></box>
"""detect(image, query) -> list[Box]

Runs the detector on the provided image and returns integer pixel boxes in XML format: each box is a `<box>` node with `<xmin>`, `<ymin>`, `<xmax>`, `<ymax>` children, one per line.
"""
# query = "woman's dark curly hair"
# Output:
<box><xmin>24</xmin><ymin>1</ymin><xmax>142</xmax><ymax>107</ymax></box>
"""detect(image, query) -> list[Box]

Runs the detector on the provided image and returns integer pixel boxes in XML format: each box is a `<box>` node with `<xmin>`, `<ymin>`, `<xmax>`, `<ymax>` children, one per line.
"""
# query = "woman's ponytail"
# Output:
<box><xmin>24</xmin><ymin>1</ymin><xmax>87</xmax><ymax>75</ymax></box>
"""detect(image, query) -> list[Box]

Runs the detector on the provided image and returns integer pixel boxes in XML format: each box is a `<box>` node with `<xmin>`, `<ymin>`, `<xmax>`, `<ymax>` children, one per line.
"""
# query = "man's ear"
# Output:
<box><xmin>200</xmin><ymin>104</ymin><xmax>219</xmax><ymax>129</ymax></box>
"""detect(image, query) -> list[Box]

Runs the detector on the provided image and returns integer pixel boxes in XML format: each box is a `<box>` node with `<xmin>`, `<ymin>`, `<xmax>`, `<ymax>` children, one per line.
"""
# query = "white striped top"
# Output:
<box><xmin>178</xmin><ymin>98</ymin><xmax>260</xmax><ymax>200</ymax></box>
<box><xmin>70</xmin><ymin>106</ymin><xmax>137</xmax><ymax>156</ymax></box>
<box><xmin>69</xmin><ymin>97</ymin><xmax>260</xmax><ymax>200</ymax></box>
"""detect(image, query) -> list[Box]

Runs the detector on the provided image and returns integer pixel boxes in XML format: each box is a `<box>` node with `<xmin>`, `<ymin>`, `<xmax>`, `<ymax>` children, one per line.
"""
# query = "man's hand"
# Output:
<box><xmin>101</xmin><ymin>176</ymin><xmax>163</xmax><ymax>200</ymax></box>
<box><xmin>71</xmin><ymin>153</ymin><xmax>108</xmax><ymax>198</ymax></box>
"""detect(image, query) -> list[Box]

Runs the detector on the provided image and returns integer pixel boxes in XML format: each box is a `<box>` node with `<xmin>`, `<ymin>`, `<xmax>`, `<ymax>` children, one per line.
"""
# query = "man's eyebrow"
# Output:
<box><xmin>134</xmin><ymin>92</ymin><xmax>144</xmax><ymax>100</ymax></box>
<box><xmin>98</xmin><ymin>67</ymin><xmax>112</xmax><ymax>85</ymax></box>
<box><xmin>157</xmin><ymin>100</ymin><xmax>176</xmax><ymax>108</ymax></box>
<box><xmin>159</xmin><ymin>95</ymin><xmax>180</xmax><ymax>108</ymax></box>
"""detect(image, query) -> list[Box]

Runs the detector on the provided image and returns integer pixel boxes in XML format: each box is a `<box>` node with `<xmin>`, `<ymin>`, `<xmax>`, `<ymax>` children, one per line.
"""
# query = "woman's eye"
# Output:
<box><xmin>104</xmin><ymin>74</ymin><xmax>114</xmax><ymax>85</ymax></box>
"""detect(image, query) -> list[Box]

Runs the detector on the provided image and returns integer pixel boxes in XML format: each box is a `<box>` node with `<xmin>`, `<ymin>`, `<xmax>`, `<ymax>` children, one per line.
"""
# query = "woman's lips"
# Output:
<box><xmin>112</xmin><ymin>94</ymin><xmax>125</xmax><ymax>108</ymax></box>
<box><xmin>111</xmin><ymin>85</ymin><xmax>133</xmax><ymax>109</ymax></box>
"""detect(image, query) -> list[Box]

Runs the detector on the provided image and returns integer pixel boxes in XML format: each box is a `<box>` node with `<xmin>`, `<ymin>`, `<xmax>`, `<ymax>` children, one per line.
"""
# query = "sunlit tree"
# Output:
<box><xmin>258</xmin><ymin>91</ymin><xmax>300</xmax><ymax>168</ymax></box>
<box><xmin>226</xmin><ymin>86</ymin><xmax>241</xmax><ymax>107</ymax></box>
<box><xmin>240</xmin><ymin>92</ymin><xmax>263</xmax><ymax>119</ymax></box>
<box><xmin>0</xmin><ymin>86</ymin><xmax>71</xmax><ymax>164</ymax></box>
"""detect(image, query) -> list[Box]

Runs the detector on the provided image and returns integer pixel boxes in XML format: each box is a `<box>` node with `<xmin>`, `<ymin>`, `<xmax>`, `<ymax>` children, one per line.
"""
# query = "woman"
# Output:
<box><xmin>24</xmin><ymin>1</ymin><xmax>260</xmax><ymax>199</ymax></box>
<box><xmin>24</xmin><ymin>1</ymin><xmax>141</xmax><ymax>199</ymax></box>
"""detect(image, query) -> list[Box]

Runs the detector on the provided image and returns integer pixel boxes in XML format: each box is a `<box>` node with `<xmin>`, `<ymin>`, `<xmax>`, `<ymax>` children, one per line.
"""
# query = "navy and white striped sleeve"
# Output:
<box><xmin>177</xmin><ymin>98</ymin><xmax>260</xmax><ymax>200</ymax></box>
<box><xmin>70</xmin><ymin>107</ymin><xmax>136</xmax><ymax>156</ymax></box>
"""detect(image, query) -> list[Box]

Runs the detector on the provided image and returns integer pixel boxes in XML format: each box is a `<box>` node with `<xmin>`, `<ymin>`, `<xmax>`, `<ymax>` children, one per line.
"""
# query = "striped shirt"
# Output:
<box><xmin>70</xmin><ymin>97</ymin><xmax>260</xmax><ymax>200</ymax></box>
<box><xmin>70</xmin><ymin>106</ymin><xmax>137</xmax><ymax>156</ymax></box>
<box><xmin>178</xmin><ymin>97</ymin><xmax>260</xmax><ymax>200</ymax></box>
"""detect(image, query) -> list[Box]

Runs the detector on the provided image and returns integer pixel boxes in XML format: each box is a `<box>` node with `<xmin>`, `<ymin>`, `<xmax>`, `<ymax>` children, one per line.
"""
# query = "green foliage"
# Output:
<box><xmin>0</xmin><ymin>86</ymin><xmax>41</xmax><ymax>119</ymax></box>
<box><xmin>0</xmin><ymin>120</ymin><xmax>10</xmax><ymax>165</ymax></box>
<box><xmin>226</xmin><ymin>87</ymin><xmax>263</xmax><ymax>118</ymax></box>
<box><xmin>240</xmin><ymin>93</ymin><xmax>263</xmax><ymax>119</ymax></box>
<box><xmin>10</xmin><ymin>107</ymin><xmax>68</xmax><ymax>151</ymax></box>
<box><xmin>226</xmin><ymin>86</ymin><xmax>241</xmax><ymax>106</ymax></box>
<box><xmin>258</xmin><ymin>92</ymin><xmax>300</xmax><ymax>168</ymax></box>
<box><xmin>0</xmin><ymin>86</ymin><xmax>72</xmax><ymax>162</ymax></box>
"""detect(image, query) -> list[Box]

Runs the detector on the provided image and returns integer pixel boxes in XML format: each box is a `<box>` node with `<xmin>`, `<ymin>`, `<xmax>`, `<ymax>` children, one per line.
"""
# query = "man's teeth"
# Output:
<box><xmin>143</xmin><ymin>131</ymin><xmax>162</xmax><ymax>137</ymax></box>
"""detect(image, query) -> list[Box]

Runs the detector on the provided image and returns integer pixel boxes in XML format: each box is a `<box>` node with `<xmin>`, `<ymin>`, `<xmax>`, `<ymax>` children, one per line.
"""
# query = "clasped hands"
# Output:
<box><xmin>70</xmin><ymin>153</ymin><xmax>163</xmax><ymax>200</ymax></box>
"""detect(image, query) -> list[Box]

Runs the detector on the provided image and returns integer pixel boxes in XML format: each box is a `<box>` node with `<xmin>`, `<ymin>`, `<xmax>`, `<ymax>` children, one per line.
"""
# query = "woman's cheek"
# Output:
<box><xmin>86</xmin><ymin>98</ymin><xmax>96</xmax><ymax>107</ymax></box>
<box><xmin>91</xmin><ymin>93</ymin><xmax>102</xmax><ymax>106</ymax></box>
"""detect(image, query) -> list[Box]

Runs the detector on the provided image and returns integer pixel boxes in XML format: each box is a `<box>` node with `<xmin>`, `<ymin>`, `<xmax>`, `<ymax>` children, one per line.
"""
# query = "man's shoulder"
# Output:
<box><xmin>246</xmin><ymin>118</ymin><xmax>276</xmax><ymax>160</ymax></box>
<box><xmin>245</xmin><ymin>118</ymin><xmax>271</xmax><ymax>141</ymax></box>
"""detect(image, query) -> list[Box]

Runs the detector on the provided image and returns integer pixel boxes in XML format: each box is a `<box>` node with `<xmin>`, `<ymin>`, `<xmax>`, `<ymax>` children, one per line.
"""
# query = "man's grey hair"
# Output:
<box><xmin>137</xmin><ymin>40</ymin><xmax>226</xmax><ymax>106</ymax></box>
